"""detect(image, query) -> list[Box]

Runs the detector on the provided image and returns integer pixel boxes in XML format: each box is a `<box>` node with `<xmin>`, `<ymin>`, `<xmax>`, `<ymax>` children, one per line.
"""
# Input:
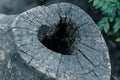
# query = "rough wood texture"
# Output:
<box><xmin>0</xmin><ymin>3</ymin><xmax>111</xmax><ymax>80</ymax></box>
<box><xmin>0</xmin><ymin>15</ymin><xmax>45</xmax><ymax>80</ymax></box>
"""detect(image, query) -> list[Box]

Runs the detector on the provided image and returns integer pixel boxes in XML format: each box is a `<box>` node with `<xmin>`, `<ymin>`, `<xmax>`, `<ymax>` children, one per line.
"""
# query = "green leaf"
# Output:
<box><xmin>117</xmin><ymin>0</ymin><xmax>120</xmax><ymax>8</ymax></box>
<box><xmin>103</xmin><ymin>19</ymin><xmax>110</xmax><ymax>33</ymax></box>
<box><xmin>90</xmin><ymin>0</ymin><xmax>119</xmax><ymax>35</ymax></box>
<box><xmin>116</xmin><ymin>17</ymin><xmax>120</xmax><ymax>21</ymax></box>
<box><xmin>107</xmin><ymin>31</ymin><xmax>114</xmax><ymax>35</ymax></box>
<box><xmin>117</xmin><ymin>1</ymin><xmax>120</xmax><ymax>15</ymax></box>
<box><xmin>98</xmin><ymin>17</ymin><xmax>110</xmax><ymax>33</ymax></box>
<box><xmin>113</xmin><ymin>23</ymin><xmax>120</xmax><ymax>33</ymax></box>
<box><xmin>101</xmin><ymin>2</ymin><xmax>109</xmax><ymax>11</ymax></box>
<box><xmin>116</xmin><ymin>38</ymin><xmax>120</xmax><ymax>42</ymax></box>
<box><xmin>113</xmin><ymin>17</ymin><xmax>120</xmax><ymax>33</ymax></box>
<box><xmin>95</xmin><ymin>0</ymin><xmax>103</xmax><ymax>9</ymax></box>
<box><xmin>109</xmin><ymin>16</ymin><xmax>115</xmax><ymax>22</ymax></box>
<box><xmin>93</xmin><ymin>0</ymin><xmax>99</xmax><ymax>6</ymax></box>
<box><xmin>102</xmin><ymin>4</ymin><xmax>115</xmax><ymax>16</ymax></box>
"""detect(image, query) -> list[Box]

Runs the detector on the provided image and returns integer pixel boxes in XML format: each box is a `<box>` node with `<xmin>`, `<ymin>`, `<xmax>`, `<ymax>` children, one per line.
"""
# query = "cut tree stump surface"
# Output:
<box><xmin>0</xmin><ymin>3</ymin><xmax>111</xmax><ymax>80</ymax></box>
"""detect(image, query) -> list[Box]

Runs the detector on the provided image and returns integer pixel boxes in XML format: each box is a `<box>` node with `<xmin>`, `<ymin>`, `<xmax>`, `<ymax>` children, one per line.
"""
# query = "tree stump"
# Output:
<box><xmin>0</xmin><ymin>3</ymin><xmax>111</xmax><ymax>80</ymax></box>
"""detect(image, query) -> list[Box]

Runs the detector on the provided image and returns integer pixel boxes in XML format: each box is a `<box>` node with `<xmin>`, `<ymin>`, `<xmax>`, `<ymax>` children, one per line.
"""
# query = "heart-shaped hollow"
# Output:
<box><xmin>38</xmin><ymin>17</ymin><xmax>80</xmax><ymax>55</ymax></box>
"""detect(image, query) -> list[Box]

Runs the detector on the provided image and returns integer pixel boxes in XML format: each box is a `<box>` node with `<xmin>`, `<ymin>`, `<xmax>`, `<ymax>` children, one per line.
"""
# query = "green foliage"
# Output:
<box><xmin>98</xmin><ymin>17</ymin><xmax>110</xmax><ymax>33</ymax></box>
<box><xmin>113</xmin><ymin>17</ymin><xmax>120</xmax><ymax>33</ymax></box>
<box><xmin>116</xmin><ymin>37</ymin><xmax>120</xmax><ymax>42</ymax></box>
<box><xmin>89</xmin><ymin>0</ymin><xmax>120</xmax><ymax>35</ymax></box>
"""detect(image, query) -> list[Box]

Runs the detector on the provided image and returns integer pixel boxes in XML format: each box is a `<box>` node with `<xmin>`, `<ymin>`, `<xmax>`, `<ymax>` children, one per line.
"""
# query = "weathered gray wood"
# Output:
<box><xmin>0</xmin><ymin>15</ymin><xmax>47</xmax><ymax>80</ymax></box>
<box><xmin>0</xmin><ymin>3</ymin><xmax>111</xmax><ymax>80</ymax></box>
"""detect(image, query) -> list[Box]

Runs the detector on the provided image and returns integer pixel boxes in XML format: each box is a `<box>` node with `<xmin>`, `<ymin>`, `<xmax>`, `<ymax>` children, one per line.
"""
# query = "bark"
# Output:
<box><xmin>0</xmin><ymin>3</ymin><xmax>111</xmax><ymax>80</ymax></box>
